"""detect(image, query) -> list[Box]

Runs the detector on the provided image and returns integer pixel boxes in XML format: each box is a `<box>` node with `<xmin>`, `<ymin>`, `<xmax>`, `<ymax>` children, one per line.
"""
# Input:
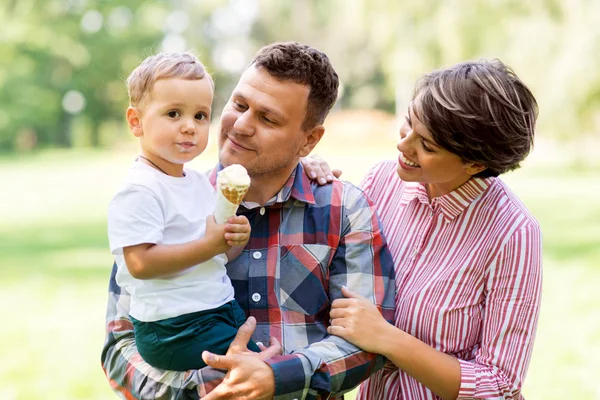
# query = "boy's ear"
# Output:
<box><xmin>126</xmin><ymin>107</ymin><xmax>143</xmax><ymax>137</ymax></box>
<box><xmin>298</xmin><ymin>125</ymin><xmax>325</xmax><ymax>158</ymax></box>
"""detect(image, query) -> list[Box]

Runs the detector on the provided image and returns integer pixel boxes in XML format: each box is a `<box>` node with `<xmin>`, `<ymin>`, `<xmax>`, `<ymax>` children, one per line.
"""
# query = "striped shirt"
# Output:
<box><xmin>101</xmin><ymin>163</ymin><xmax>396</xmax><ymax>400</ymax></box>
<box><xmin>357</xmin><ymin>161</ymin><xmax>542</xmax><ymax>400</ymax></box>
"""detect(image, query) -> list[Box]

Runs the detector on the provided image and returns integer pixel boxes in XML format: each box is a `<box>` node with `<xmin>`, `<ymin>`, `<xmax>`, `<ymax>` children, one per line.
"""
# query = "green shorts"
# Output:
<box><xmin>132</xmin><ymin>300</ymin><xmax>260</xmax><ymax>371</ymax></box>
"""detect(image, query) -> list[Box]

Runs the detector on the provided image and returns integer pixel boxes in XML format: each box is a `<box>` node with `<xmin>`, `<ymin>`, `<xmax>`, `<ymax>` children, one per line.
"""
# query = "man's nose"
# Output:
<box><xmin>233</xmin><ymin>111</ymin><xmax>255</xmax><ymax>136</ymax></box>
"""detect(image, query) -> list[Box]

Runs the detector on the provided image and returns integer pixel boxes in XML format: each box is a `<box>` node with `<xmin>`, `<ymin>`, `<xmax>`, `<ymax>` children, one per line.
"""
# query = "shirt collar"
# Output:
<box><xmin>209</xmin><ymin>163</ymin><xmax>316</xmax><ymax>208</ymax></box>
<box><xmin>401</xmin><ymin>177</ymin><xmax>495</xmax><ymax>222</ymax></box>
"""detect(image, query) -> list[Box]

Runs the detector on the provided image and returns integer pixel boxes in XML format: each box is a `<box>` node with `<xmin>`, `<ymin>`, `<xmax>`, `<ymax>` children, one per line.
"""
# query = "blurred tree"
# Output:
<box><xmin>0</xmin><ymin>0</ymin><xmax>599</xmax><ymax>152</ymax></box>
<box><xmin>0</xmin><ymin>0</ymin><xmax>168</xmax><ymax>150</ymax></box>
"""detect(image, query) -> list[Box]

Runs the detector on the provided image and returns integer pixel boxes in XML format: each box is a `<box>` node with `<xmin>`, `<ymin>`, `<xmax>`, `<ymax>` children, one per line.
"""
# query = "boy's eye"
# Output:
<box><xmin>168</xmin><ymin>111</ymin><xmax>180</xmax><ymax>118</ymax></box>
<box><xmin>195</xmin><ymin>113</ymin><xmax>207</xmax><ymax>120</ymax></box>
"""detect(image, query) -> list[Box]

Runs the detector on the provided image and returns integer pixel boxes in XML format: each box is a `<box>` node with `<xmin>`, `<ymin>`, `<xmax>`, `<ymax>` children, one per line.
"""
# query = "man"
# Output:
<box><xmin>102</xmin><ymin>42</ymin><xmax>395</xmax><ymax>400</ymax></box>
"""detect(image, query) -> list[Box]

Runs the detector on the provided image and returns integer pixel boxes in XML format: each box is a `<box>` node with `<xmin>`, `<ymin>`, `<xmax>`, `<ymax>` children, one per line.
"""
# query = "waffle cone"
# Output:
<box><xmin>220</xmin><ymin>184</ymin><xmax>249</xmax><ymax>205</ymax></box>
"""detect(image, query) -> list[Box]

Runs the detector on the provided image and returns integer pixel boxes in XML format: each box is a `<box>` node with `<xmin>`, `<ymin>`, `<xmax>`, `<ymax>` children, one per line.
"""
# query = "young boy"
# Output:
<box><xmin>107</xmin><ymin>52</ymin><xmax>259</xmax><ymax>371</ymax></box>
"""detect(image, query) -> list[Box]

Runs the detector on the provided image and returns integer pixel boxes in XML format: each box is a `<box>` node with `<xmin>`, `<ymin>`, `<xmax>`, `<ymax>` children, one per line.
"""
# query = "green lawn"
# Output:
<box><xmin>2</xmin><ymin>141</ymin><xmax>599</xmax><ymax>399</ymax></box>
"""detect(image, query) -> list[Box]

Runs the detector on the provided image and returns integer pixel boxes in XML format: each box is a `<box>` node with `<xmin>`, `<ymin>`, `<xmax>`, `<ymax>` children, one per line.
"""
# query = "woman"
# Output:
<box><xmin>303</xmin><ymin>59</ymin><xmax>541</xmax><ymax>399</ymax></box>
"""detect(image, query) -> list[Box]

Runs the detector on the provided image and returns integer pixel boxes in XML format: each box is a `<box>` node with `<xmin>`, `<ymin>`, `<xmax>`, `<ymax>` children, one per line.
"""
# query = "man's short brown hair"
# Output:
<box><xmin>127</xmin><ymin>51</ymin><xmax>213</xmax><ymax>107</ymax></box>
<box><xmin>251</xmin><ymin>42</ymin><xmax>339</xmax><ymax>131</ymax></box>
<box><xmin>413</xmin><ymin>59</ymin><xmax>538</xmax><ymax>177</ymax></box>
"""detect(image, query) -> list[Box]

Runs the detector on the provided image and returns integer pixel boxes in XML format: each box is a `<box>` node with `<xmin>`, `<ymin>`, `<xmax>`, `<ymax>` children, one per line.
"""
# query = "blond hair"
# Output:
<box><xmin>126</xmin><ymin>51</ymin><xmax>214</xmax><ymax>106</ymax></box>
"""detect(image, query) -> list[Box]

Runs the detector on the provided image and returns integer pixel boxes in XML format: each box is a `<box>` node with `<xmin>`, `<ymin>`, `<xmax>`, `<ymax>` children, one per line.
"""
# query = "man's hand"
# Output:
<box><xmin>202</xmin><ymin>316</ymin><xmax>281</xmax><ymax>399</ymax></box>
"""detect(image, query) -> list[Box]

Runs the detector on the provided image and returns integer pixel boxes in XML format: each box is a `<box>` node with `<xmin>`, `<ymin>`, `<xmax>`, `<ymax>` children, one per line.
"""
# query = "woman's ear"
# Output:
<box><xmin>464</xmin><ymin>161</ymin><xmax>487</xmax><ymax>176</ymax></box>
<box><xmin>126</xmin><ymin>107</ymin><xmax>143</xmax><ymax>137</ymax></box>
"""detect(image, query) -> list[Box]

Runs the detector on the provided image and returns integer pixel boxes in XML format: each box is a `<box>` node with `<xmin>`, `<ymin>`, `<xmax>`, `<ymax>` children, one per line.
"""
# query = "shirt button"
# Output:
<box><xmin>252</xmin><ymin>293</ymin><xmax>261</xmax><ymax>302</ymax></box>
<box><xmin>259</xmin><ymin>207</ymin><xmax>266</xmax><ymax>215</ymax></box>
<box><xmin>252</xmin><ymin>251</ymin><xmax>262</xmax><ymax>260</ymax></box>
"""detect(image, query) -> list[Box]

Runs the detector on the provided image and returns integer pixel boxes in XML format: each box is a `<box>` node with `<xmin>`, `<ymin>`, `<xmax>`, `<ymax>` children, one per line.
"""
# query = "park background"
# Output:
<box><xmin>1</xmin><ymin>0</ymin><xmax>599</xmax><ymax>399</ymax></box>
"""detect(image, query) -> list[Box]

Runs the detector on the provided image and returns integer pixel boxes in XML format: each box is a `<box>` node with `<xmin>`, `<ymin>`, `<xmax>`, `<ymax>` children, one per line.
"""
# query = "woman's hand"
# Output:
<box><xmin>301</xmin><ymin>155</ymin><xmax>343</xmax><ymax>185</ymax></box>
<box><xmin>327</xmin><ymin>286</ymin><xmax>393</xmax><ymax>354</ymax></box>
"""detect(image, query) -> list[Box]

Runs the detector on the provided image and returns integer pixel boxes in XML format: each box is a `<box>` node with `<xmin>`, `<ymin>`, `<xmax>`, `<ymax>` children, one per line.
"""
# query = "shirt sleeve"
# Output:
<box><xmin>107</xmin><ymin>184</ymin><xmax>164</xmax><ymax>255</ymax></box>
<box><xmin>264</xmin><ymin>182</ymin><xmax>397</xmax><ymax>399</ymax></box>
<box><xmin>101</xmin><ymin>262</ymin><xmax>226</xmax><ymax>399</ymax></box>
<box><xmin>457</xmin><ymin>221</ymin><xmax>542</xmax><ymax>399</ymax></box>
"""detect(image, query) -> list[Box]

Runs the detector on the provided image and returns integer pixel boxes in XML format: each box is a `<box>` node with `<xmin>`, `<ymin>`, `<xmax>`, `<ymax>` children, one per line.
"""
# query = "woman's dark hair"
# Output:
<box><xmin>413</xmin><ymin>59</ymin><xmax>538</xmax><ymax>177</ymax></box>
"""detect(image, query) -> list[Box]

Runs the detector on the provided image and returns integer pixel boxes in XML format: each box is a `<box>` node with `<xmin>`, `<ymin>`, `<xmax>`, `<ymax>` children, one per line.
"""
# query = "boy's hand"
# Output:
<box><xmin>224</xmin><ymin>215</ymin><xmax>251</xmax><ymax>247</ymax></box>
<box><xmin>204</xmin><ymin>215</ymin><xmax>231</xmax><ymax>255</ymax></box>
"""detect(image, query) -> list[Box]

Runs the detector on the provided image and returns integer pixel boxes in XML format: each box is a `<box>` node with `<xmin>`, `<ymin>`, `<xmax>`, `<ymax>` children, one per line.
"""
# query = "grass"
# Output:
<box><xmin>1</xmin><ymin>134</ymin><xmax>599</xmax><ymax>399</ymax></box>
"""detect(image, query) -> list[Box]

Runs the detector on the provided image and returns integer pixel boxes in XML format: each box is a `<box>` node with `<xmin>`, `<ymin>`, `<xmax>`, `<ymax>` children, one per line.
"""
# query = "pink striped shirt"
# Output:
<box><xmin>358</xmin><ymin>161</ymin><xmax>542</xmax><ymax>400</ymax></box>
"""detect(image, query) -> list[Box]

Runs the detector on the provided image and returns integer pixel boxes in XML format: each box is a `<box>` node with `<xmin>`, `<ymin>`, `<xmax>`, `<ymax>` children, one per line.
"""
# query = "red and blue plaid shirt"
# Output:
<box><xmin>101</xmin><ymin>163</ymin><xmax>396</xmax><ymax>399</ymax></box>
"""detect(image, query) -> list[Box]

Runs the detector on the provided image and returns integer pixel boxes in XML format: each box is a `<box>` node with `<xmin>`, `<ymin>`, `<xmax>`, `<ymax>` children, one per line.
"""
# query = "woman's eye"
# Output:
<box><xmin>421</xmin><ymin>140</ymin><xmax>434</xmax><ymax>153</ymax></box>
<box><xmin>405</xmin><ymin>116</ymin><xmax>412</xmax><ymax>127</ymax></box>
<box><xmin>168</xmin><ymin>111</ymin><xmax>180</xmax><ymax>118</ymax></box>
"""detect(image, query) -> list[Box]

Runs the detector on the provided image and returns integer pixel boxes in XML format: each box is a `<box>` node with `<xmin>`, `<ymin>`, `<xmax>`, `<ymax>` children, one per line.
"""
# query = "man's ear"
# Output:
<box><xmin>298</xmin><ymin>125</ymin><xmax>325</xmax><ymax>158</ymax></box>
<box><xmin>464</xmin><ymin>161</ymin><xmax>487</xmax><ymax>176</ymax></box>
<box><xmin>126</xmin><ymin>106</ymin><xmax>143</xmax><ymax>137</ymax></box>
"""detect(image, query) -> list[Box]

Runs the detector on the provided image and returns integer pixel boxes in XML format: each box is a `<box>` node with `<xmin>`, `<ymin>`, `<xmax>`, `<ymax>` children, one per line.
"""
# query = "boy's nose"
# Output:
<box><xmin>181</xmin><ymin>119</ymin><xmax>195</xmax><ymax>134</ymax></box>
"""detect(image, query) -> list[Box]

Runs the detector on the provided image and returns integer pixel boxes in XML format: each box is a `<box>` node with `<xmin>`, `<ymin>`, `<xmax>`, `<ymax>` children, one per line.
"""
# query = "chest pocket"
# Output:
<box><xmin>279</xmin><ymin>244</ymin><xmax>333</xmax><ymax>315</ymax></box>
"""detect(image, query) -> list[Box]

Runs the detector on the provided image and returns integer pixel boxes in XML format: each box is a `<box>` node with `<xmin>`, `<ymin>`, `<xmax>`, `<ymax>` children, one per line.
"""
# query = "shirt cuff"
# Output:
<box><xmin>265</xmin><ymin>353</ymin><xmax>310</xmax><ymax>397</ymax></box>
<box><xmin>457</xmin><ymin>359</ymin><xmax>477</xmax><ymax>398</ymax></box>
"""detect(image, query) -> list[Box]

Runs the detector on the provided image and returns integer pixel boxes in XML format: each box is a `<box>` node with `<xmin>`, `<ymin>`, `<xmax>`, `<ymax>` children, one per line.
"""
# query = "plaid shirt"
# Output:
<box><xmin>101</xmin><ymin>163</ymin><xmax>396</xmax><ymax>400</ymax></box>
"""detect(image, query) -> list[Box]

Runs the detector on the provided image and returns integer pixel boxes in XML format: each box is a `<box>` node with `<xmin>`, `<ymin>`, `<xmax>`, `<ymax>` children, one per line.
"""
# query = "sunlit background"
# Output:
<box><xmin>1</xmin><ymin>0</ymin><xmax>599</xmax><ymax>399</ymax></box>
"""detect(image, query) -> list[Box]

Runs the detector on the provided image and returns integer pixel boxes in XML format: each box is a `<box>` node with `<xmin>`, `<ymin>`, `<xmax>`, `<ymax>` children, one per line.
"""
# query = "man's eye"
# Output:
<box><xmin>261</xmin><ymin>115</ymin><xmax>277</xmax><ymax>125</ymax></box>
<box><xmin>168</xmin><ymin>111</ymin><xmax>180</xmax><ymax>118</ymax></box>
<box><xmin>232</xmin><ymin>101</ymin><xmax>246</xmax><ymax>111</ymax></box>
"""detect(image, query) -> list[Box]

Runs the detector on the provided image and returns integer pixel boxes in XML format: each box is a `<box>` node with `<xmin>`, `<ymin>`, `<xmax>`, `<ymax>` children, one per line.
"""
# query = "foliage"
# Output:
<box><xmin>1</xmin><ymin>0</ymin><xmax>599</xmax><ymax>150</ymax></box>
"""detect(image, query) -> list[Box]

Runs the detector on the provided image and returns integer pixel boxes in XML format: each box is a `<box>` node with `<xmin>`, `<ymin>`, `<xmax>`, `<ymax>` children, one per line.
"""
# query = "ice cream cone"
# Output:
<box><xmin>214</xmin><ymin>164</ymin><xmax>251</xmax><ymax>224</ymax></box>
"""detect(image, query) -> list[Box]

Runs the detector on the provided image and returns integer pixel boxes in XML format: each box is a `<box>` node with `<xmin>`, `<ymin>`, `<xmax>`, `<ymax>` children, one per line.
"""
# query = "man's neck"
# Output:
<box><xmin>243</xmin><ymin>166</ymin><xmax>297</xmax><ymax>206</ymax></box>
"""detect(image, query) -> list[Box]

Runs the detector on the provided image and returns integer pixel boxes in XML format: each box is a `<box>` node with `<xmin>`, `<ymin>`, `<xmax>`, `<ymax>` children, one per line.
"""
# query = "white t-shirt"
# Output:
<box><xmin>107</xmin><ymin>162</ymin><xmax>235</xmax><ymax>322</ymax></box>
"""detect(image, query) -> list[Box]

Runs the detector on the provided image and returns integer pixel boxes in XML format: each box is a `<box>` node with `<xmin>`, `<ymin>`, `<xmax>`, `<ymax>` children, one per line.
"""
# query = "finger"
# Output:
<box><xmin>227</xmin><ymin>240</ymin><xmax>248</xmax><ymax>247</ymax></box>
<box><xmin>202</xmin><ymin>351</ymin><xmax>236</xmax><ymax>372</ymax></box>
<box><xmin>314</xmin><ymin>163</ymin><xmax>328</xmax><ymax>185</ymax></box>
<box><xmin>224</xmin><ymin>223</ymin><xmax>250</xmax><ymax>233</ymax></box>
<box><xmin>329</xmin><ymin>315</ymin><xmax>348</xmax><ymax>327</ymax></box>
<box><xmin>226</xmin><ymin>215</ymin><xmax>249</xmax><ymax>225</ymax></box>
<box><xmin>201</xmin><ymin>379</ymin><xmax>235</xmax><ymax>400</ymax></box>
<box><xmin>331</xmin><ymin>298</ymin><xmax>355</xmax><ymax>309</ymax></box>
<box><xmin>327</xmin><ymin>325</ymin><xmax>348</xmax><ymax>338</ymax></box>
<box><xmin>316</xmin><ymin>160</ymin><xmax>335</xmax><ymax>183</ymax></box>
<box><xmin>329</xmin><ymin>308</ymin><xmax>347</xmax><ymax>319</ymax></box>
<box><xmin>224</xmin><ymin>232</ymin><xmax>249</xmax><ymax>242</ymax></box>
<box><xmin>256</xmin><ymin>341</ymin><xmax>267</xmax><ymax>351</ymax></box>
<box><xmin>341</xmin><ymin>285</ymin><xmax>363</xmax><ymax>299</ymax></box>
<box><xmin>300</xmin><ymin>157</ymin><xmax>318</xmax><ymax>180</ymax></box>
<box><xmin>226</xmin><ymin>316</ymin><xmax>257</xmax><ymax>354</ymax></box>
<box><xmin>258</xmin><ymin>337</ymin><xmax>282</xmax><ymax>360</ymax></box>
